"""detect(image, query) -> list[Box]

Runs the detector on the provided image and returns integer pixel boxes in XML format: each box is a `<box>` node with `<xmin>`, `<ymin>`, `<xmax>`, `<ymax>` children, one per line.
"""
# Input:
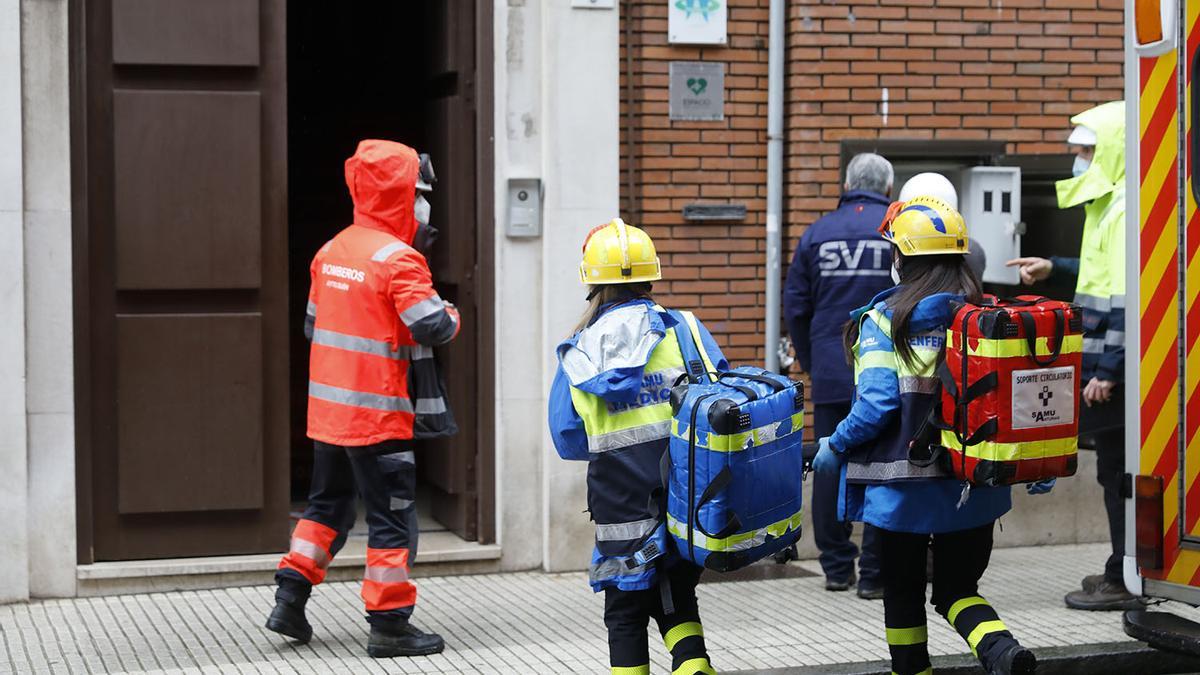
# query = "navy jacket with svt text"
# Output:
<box><xmin>784</xmin><ymin>190</ymin><xmax>894</xmax><ymax>405</ymax></box>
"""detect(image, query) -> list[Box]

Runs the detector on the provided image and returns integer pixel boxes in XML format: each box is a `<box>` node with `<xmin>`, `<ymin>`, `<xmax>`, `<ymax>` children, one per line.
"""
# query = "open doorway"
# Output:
<box><xmin>287</xmin><ymin>3</ymin><xmax>492</xmax><ymax>546</ymax></box>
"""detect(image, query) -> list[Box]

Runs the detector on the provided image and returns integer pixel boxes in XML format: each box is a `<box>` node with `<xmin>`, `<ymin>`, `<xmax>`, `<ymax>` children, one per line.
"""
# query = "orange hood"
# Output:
<box><xmin>344</xmin><ymin>139</ymin><xmax>419</xmax><ymax>243</ymax></box>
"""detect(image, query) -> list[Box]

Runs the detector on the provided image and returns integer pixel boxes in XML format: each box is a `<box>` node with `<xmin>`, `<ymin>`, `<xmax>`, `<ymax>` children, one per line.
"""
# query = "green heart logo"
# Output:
<box><xmin>687</xmin><ymin>78</ymin><xmax>708</xmax><ymax>95</ymax></box>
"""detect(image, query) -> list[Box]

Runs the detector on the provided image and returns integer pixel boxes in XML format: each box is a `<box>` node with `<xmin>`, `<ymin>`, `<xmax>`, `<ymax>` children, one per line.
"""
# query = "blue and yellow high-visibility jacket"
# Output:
<box><xmin>829</xmin><ymin>288</ymin><xmax>1012</xmax><ymax>534</ymax></box>
<box><xmin>549</xmin><ymin>298</ymin><xmax>728</xmax><ymax>591</ymax></box>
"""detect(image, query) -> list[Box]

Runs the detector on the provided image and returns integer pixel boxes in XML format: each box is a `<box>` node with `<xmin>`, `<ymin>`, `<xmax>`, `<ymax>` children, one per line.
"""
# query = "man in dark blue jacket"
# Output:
<box><xmin>784</xmin><ymin>152</ymin><xmax>894</xmax><ymax>598</ymax></box>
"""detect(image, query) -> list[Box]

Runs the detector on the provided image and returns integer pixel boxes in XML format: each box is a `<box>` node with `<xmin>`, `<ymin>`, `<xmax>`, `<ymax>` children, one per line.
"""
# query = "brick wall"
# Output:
<box><xmin>619</xmin><ymin>0</ymin><xmax>1124</xmax><ymax>365</ymax></box>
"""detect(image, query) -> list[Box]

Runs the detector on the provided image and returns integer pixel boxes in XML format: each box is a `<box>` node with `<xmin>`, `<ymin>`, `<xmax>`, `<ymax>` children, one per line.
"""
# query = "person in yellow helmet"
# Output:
<box><xmin>548</xmin><ymin>219</ymin><xmax>728</xmax><ymax>675</ymax></box>
<box><xmin>812</xmin><ymin>198</ymin><xmax>1045</xmax><ymax>675</ymax></box>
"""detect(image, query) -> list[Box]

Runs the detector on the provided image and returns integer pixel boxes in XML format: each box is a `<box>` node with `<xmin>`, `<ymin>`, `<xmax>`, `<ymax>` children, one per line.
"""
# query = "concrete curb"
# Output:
<box><xmin>730</xmin><ymin>641</ymin><xmax>1200</xmax><ymax>675</ymax></box>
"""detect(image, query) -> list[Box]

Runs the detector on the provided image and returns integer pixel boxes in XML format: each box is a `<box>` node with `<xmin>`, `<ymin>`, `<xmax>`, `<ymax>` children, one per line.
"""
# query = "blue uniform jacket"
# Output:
<box><xmin>829</xmin><ymin>289</ymin><xmax>1012</xmax><ymax>534</ymax></box>
<box><xmin>548</xmin><ymin>299</ymin><xmax>728</xmax><ymax>591</ymax></box>
<box><xmin>784</xmin><ymin>190</ymin><xmax>895</xmax><ymax>404</ymax></box>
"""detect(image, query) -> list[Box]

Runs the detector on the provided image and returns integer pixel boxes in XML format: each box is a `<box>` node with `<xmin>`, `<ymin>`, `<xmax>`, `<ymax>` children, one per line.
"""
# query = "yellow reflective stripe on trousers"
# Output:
<box><xmin>673</xmin><ymin>657</ymin><xmax>716</xmax><ymax>675</ymax></box>
<box><xmin>893</xmin><ymin>669</ymin><xmax>933</xmax><ymax>675</ymax></box>
<box><xmin>667</xmin><ymin>508</ymin><xmax>803</xmax><ymax>553</ymax></box>
<box><xmin>611</xmin><ymin>666</ymin><xmax>650</xmax><ymax>675</ymax></box>
<box><xmin>960</xmin><ymin>333</ymin><xmax>1083</xmax><ymax>359</ymax></box>
<box><xmin>885</xmin><ymin>625</ymin><xmax>928</xmax><ymax>646</ymax></box>
<box><xmin>946</xmin><ymin>596</ymin><xmax>989</xmax><ymax>625</ymax></box>
<box><xmin>940</xmin><ymin>432</ymin><xmax>1077</xmax><ymax>461</ymax></box>
<box><xmin>672</xmin><ymin>411</ymin><xmax>805</xmax><ymax>452</ymax></box>
<box><xmin>663</xmin><ymin>621</ymin><xmax>704</xmax><ymax>651</ymax></box>
<box><xmin>966</xmin><ymin>619</ymin><xmax>1009</xmax><ymax>655</ymax></box>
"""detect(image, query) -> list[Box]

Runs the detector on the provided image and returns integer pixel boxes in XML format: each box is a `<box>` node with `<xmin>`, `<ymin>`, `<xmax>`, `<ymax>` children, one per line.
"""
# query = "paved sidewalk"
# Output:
<box><xmin>3</xmin><ymin>543</ymin><xmax>1197</xmax><ymax>674</ymax></box>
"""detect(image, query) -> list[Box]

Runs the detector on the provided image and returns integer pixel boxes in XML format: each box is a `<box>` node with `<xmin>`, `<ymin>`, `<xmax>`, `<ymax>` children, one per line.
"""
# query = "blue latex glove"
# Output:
<box><xmin>813</xmin><ymin>436</ymin><xmax>844</xmax><ymax>475</ymax></box>
<box><xmin>1026</xmin><ymin>478</ymin><xmax>1056</xmax><ymax>495</ymax></box>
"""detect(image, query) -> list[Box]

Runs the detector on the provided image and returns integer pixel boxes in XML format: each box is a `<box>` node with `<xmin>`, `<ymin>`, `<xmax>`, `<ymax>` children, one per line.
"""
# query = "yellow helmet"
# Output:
<box><xmin>879</xmin><ymin>196</ymin><xmax>969</xmax><ymax>256</ymax></box>
<box><xmin>579</xmin><ymin>218</ymin><xmax>662</xmax><ymax>285</ymax></box>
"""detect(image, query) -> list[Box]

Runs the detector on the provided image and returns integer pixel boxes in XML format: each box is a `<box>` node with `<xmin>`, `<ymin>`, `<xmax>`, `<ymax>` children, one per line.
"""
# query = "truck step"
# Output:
<box><xmin>1124</xmin><ymin>609</ymin><xmax>1200</xmax><ymax>658</ymax></box>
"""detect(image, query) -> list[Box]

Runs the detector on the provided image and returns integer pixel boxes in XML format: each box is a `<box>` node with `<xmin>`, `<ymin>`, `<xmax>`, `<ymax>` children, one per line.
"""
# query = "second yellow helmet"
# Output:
<box><xmin>579</xmin><ymin>218</ymin><xmax>662</xmax><ymax>285</ymax></box>
<box><xmin>880</xmin><ymin>196</ymin><xmax>969</xmax><ymax>256</ymax></box>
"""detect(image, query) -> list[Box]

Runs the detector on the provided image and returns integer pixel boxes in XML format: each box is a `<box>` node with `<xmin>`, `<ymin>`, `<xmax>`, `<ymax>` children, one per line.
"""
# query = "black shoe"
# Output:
<box><xmin>1081</xmin><ymin>573</ymin><xmax>1106</xmax><ymax>594</ymax></box>
<box><xmin>825</xmin><ymin>571</ymin><xmax>856</xmax><ymax>592</ymax></box>
<box><xmin>265</xmin><ymin>600</ymin><xmax>312</xmax><ymax>644</ymax></box>
<box><xmin>367</xmin><ymin>623</ymin><xmax>445</xmax><ymax>658</ymax></box>
<box><xmin>1065</xmin><ymin>579</ymin><xmax>1145</xmax><ymax>611</ymax></box>
<box><xmin>856</xmin><ymin>583</ymin><xmax>884</xmax><ymax>600</ymax></box>
<box><xmin>989</xmin><ymin>642</ymin><xmax>1036</xmax><ymax>675</ymax></box>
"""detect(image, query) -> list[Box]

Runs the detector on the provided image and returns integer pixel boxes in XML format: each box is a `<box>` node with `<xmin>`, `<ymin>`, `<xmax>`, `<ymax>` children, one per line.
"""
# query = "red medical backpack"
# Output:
<box><xmin>922</xmin><ymin>296</ymin><xmax>1083</xmax><ymax>486</ymax></box>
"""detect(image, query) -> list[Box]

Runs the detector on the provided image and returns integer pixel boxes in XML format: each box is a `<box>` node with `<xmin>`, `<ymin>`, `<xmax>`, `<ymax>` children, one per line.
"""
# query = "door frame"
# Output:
<box><xmin>473</xmin><ymin>0</ymin><xmax>497</xmax><ymax>545</ymax></box>
<box><xmin>69</xmin><ymin>0</ymin><xmax>497</xmax><ymax>560</ymax></box>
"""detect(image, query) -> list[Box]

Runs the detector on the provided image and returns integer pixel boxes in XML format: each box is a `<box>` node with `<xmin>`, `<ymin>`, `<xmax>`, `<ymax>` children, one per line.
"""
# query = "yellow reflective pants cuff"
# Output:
<box><xmin>966</xmin><ymin>619</ymin><xmax>1009</xmax><ymax>656</ymax></box>
<box><xmin>672</xmin><ymin>657</ymin><xmax>716</xmax><ymax>675</ymax></box>
<box><xmin>663</xmin><ymin>621</ymin><xmax>704</xmax><ymax>651</ymax></box>
<box><xmin>946</xmin><ymin>595</ymin><xmax>988</xmax><ymax>625</ymax></box>
<box><xmin>892</xmin><ymin>669</ymin><xmax>933</xmax><ymax>675</ymax></box>
<box><xmin>885</xmin><ymin>625</ymin><xmax>928</xmax><ymax>646</ymax></box>
<box><xmin>612</xmin><ymin>666</ymin><xmax>650</xmax><ymax>675</ymax></box>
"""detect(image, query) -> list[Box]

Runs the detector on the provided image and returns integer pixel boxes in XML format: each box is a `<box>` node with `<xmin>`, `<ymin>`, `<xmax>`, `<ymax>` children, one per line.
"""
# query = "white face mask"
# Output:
<box><xmin>414</xmin><ymin>194</ymin><xmax>431</xmax><ymax>225</ymax></box>
<box><xmin>1071</xmin><ymin>155</ymin><xmax>1091</xmax><ymax>178</ymax></box>
<box><xmin>890</xmin><ymin>261</ymin><xmax>901</xmax><ymax>285</ymax></box>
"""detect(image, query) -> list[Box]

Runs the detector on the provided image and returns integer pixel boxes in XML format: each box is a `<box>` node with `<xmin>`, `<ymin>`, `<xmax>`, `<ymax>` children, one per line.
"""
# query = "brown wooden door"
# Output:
<box><xmin>418</xmin><ymin>0</ymin><xmax>481</xmax><ymax>541</ymax></box>
<box><xmin>75</xmin><ymin>0</ymin><xmax>289</xmax><ymax>560</ymax></box>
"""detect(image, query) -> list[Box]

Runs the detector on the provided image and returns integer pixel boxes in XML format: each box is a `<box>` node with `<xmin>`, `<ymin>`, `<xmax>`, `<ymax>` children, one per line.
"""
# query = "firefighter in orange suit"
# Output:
<box><xmin>266</xmin><ymin>140</ymin><xmax>459</xmax><ymax>658</ymax></box>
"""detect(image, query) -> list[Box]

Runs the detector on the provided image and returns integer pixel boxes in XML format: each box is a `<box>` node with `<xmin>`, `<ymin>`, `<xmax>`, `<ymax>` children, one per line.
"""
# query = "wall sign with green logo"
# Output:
<box><xmin>668</xmin><ymin>0</ymin><xmax>727</xmax><ymax>44</ymax></box>
<box><xmin>669</xmin><ymin>62</ymin><xmax>724</xmax><ymax>121</ymax></box>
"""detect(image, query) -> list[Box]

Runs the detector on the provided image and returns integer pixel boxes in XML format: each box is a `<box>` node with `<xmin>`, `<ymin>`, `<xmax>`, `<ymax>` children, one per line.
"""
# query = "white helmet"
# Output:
<box><xmin>899</xmin><ymin>172</ymin><xmax>958</xmax><ymax>210</ymax></box>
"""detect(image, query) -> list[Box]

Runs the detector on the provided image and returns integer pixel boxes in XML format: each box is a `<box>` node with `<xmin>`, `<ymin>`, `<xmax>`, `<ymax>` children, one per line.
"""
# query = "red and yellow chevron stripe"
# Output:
<box><xmin>1139</xmin><ymin>1</ymin><xmax>1200</xmax><ymax>585</ymax></box>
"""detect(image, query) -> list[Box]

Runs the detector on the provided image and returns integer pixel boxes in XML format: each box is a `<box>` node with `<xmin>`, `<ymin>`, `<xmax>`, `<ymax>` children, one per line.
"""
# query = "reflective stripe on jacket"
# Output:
<box><xmin>307</xmin><ymin>141</ymin><xmax>460</xmax><ymax>446</ymax></box>
<box><xmin>548</xmin><ymin>300</ymin><xmax>728</xmax><ymax>591</ymax></box>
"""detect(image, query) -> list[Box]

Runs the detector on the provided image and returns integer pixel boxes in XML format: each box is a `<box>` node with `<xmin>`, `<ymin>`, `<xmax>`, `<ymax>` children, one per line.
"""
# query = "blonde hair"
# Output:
<box><xmin>572</xmin><ymin>283</ymin><xmax>654</xmax><ymax>335</ymax></box>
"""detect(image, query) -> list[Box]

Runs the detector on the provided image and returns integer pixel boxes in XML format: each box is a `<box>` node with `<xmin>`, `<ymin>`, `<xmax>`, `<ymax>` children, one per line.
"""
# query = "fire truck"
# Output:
<box><xmin>1123</xmin><ymin>0</ymin><xmax>1200</xmax><ymax>651</ymax></box>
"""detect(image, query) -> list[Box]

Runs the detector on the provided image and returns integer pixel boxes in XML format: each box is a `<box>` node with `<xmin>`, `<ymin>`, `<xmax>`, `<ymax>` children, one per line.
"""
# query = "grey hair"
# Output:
<box><xmin>844</xmin><ymin>153</ymin><xmax>894</xmax><ymax>195</ymax></box>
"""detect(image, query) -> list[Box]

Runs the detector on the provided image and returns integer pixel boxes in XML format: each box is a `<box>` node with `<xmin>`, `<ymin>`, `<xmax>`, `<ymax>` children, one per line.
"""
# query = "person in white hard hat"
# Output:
<box><xmin>898</xmin><ymin>173</ymin><xmax>987</xmax><ymax>283</ymax></box>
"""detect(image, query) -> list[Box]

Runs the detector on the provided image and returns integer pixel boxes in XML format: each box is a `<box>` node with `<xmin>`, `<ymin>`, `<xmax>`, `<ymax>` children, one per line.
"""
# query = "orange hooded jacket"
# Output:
<box><xmin>306</xmin><ymin>140</ymin><xmax>461</xmax><ymax>446</ymax></box>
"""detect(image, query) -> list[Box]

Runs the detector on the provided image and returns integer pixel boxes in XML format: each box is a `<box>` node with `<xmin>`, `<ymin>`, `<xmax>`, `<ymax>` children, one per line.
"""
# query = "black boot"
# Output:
<box><xmin>988</xmin><ymin>641</ymin><xmax>1036</xmax><ymax>675</ymax></box>
<box><xmin>367</xmin><ymin>623</ymin><xmax>445</xmax><ymax>658</ymax></box>
<box><xmin>266</xmin><ymin>581</ymin><xmax>313</xmax><ymax>643</ymax></box>
<box><xmin>266</xmin><ymin>598</ymin><xmax>313</xmax><ymax>643</ymax></box>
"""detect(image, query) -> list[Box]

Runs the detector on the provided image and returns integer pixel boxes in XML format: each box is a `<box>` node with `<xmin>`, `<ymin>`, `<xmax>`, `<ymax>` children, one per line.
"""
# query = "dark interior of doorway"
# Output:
<box><xmin>287</xmin><ymin>4</ymin><xmax>451</xmax><ymax>533</ymax></box>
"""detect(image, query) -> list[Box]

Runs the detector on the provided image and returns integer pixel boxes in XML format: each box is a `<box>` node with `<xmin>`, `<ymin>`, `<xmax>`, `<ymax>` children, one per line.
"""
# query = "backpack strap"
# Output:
<box><xmin>667</xmin><ymin>309</ymin><xmax>715</xmax><ymax>383</ymax></box>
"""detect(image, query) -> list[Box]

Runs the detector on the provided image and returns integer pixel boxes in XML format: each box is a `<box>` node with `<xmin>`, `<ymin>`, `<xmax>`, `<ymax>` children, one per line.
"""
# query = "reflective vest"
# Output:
<box><xmin>844</xmin><ymin>308</ymin><xmax>951</xmax><ymax>484</ymax></box>
<box><xmin>1074</xmin><ymin>185</ymin><xmax>1125</xmax><ymax>379</ymax></box>
<box><xmin>307</xmin><ymin>225</ymin><xmax>460</xmax><ymax>445</ymax></box>
<box><xmin>568</xmin><ymin>307</ymin><xmax>719</xmax><ymax>591</ymax></box>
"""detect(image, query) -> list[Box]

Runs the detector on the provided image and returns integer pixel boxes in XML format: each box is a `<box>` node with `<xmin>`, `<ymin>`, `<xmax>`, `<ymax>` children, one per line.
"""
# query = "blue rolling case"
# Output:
<box><xmin>666</xmin><ymin>317</ymin><xmax>805</xmax><ymax>572</ymax></box>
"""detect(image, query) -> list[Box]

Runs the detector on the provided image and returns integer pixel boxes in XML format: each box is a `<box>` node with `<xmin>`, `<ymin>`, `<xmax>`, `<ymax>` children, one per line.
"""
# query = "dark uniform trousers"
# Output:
<box><xmin>1081</xmin><ymin>391</ymin><xmax>1126</xmax><ymax>584</ymax></box>
<box><xmin>276</xmin><ymin>440</ymin><xmax>419</xmax><ymax>629</ymax></box>
<box><xmin>604</xmin><ymin>564</ymin><xmax>713</xmax><ymax>674</ymax></box>
<box><xmin>881</xmin><ymin>523</ymin><xmax>1017</xmax><ymax>675</ymax></box>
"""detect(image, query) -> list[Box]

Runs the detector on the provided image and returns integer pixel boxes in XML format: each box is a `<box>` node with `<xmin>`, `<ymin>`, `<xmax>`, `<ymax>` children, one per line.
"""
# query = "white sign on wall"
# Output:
<box><xmin>668</xmin><ymin>0</ymin><xmax>727</xmax><ymax>45</ymax></box>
